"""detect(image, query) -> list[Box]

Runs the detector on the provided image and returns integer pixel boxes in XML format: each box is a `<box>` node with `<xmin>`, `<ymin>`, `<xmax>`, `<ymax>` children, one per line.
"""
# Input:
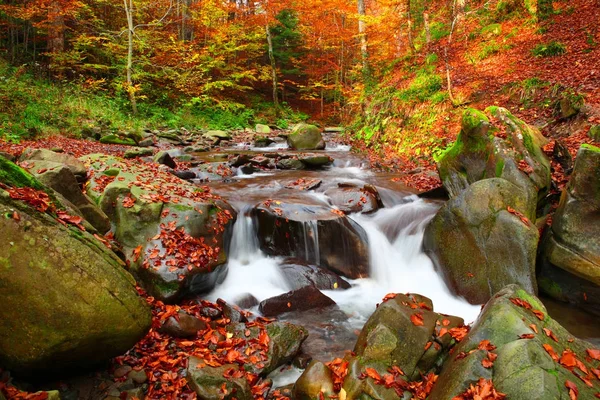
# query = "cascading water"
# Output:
<box><xmin>323</xmin><ymin>198</ymin><xmax>482</xmax><ymax>325</ymax></box>
<box><xmin>209</xmin><ymin>198</ymin><xmax>481</xmax><ymax>324</ymax></box>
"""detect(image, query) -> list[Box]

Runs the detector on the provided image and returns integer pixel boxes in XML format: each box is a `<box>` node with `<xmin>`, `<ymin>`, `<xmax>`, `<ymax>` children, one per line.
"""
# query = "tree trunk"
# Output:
<box><xmin>266</xmin><ymin>23</ymin><xmax>279</xmax><ymax>113</ymax></box>
<box><xmin>47</xmin><ymin>1</ymin><xmax>65</xmax><ymax>54</ymax></box>
<box><xmin>424</xmin><ymin>11</ymin><xmax>431</xmax><ymax>44</ymax></box>
<box><xmin>406</xmin><ymin>0</ymin><xmax>414</xmax><ymax>51</ymax></box>
<box><xmin>357</xmin><ymin>0</ymin><xmax>369</xmax><ymax>79</ymax></box>
<box><xmin>123</xmin><ymin>0</ymin><xmax>138</xmax><ymax>115</ymax></box>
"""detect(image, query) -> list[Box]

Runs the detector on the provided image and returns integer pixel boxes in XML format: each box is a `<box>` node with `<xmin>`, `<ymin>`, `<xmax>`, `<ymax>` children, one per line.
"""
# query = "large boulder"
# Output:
<box><xmin>324</xmin><ymin>183</ymin><xmax>382</xmax><ymax>214</ymax></box>
<box><xmin>251</xmin><ymin>200</ymin><xmax>369</xmax><ymax>279</ymax></box>
<box><xmin>278</xmin><ymin>259</ymin><xmax>351</xmax><ymax>291</ymax></box>
<box><xmin>22</xmin><ymin>159</ymin><xmax>111</xmax><ymax>233</ymax></box>
<box><xmin>436</xmin><ymin>107</ymin><xmax>550</xmax><ymax>214</ymax></box>
<box><xmin>539</xmin><ymin>144</ymin><xmax>600</xmax><ymax>314</ymax></box>
<box><xmin>428</xmin><ymin>285</ymin><xmax>600</xmax><ymax>400</ymax></box>
<box><xmin>351</xmin><ymin>293</ymin><xmax>464</xmax><ymax>381</ymax></box>
<box><xmin>424</xmin><ymin>178</ymin><xmax>539</xmax><ymax>304</ymax></box>
<box><xmin>287</xmin><ymin>124</ymin><xmax>326</xmax><ymax>150</ymax></box>
<box><xmin>20</xmin><ymin>148</ymin><xmax>88</xmax><ymax>183</ymax></box>
<box><xmin>82</xmin><ymin>154</ymin><xmax>236</xmax><ymax>302</ymax></box>
<box><xmin>0</xmin><ymin>161</ymin><xmax>151</xmax><ymax>375</ymax></box>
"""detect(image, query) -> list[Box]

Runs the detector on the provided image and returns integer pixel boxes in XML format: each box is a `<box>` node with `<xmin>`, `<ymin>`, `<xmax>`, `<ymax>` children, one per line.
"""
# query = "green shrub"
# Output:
<box><xmin>532</xmin><ymin>41</ymin><xmax>566</xmax><ymax>57</ymax></box>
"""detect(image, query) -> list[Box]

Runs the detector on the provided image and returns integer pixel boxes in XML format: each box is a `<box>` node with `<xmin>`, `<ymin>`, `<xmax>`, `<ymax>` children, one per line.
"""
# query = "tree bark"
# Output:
<box><xmin>424</xmin><ymin>11</ymin><xmax>431</xmax><ymax>44</ymax></box>
<box><xmin>406</xmin><ymin>0</ymin><xmax>414</xmax><ymax>51</ymax></box>
<box><xmin>266</xmin><ymin>23</ymin><xmax>279</xmax><ymax>112</ymax></box>
<box><xmin>47</xmin><ymin>1</ymin><xmax>65</xmax><ymax>54</ymax></box>
<box><xmin>123</xmin><ymin>0</ymin><xmax>138</xmax><ymax>114</ymax></box>
<box><xmin>357</xmin><ymin>0</ymin><xmax>369</xmax><ymax>79</ymax></box>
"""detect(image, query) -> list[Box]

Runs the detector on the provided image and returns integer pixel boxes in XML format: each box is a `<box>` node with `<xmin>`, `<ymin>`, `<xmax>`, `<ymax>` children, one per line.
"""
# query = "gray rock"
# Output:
<box><xmin>287</xmin><ymin>124</ymin><xmax>326</xmax><ymax>150</ymax></box>
<box><xmin>259</xmin><ymin>286</ymin><xmax>337</xmax><ymax>317</ymax></box>
<box><xmin>424</xmin><ymin>178</ymin><xmax>539</xmax><ymax>304</ymax></box>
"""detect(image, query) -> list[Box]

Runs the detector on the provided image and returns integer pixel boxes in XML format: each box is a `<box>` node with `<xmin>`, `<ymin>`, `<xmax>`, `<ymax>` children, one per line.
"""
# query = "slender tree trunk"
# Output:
<box><xmin>123</xmin><ymin>0</ymin><xmax>138</xmax><ymax>114</ymax></box>
<box><xmin>357</xmin><ymin>0</ymin><xmax>369</xmax><ymax>79</ymax></box>
<box><xmin>424</xmin><ymin>12</ymin><xmax>431</xmax><ymax>44</ymax></box>
<box><xmin>406</xmin><ymin>0</ymin><xmax>414</xmax><ymax>51</ymax></box>
<box><xmin>266</xmin><ymin>23</ymin><xmax>279</xmax><ymax>113</ymax></box>
<box><xmin>444</xmin><ymin>0</ymin><xmax>464</xmax><ymax>105</ymax></box>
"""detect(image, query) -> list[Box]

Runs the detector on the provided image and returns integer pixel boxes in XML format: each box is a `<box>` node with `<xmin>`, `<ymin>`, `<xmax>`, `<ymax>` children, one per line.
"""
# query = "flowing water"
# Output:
<box><xmin>202</xmin><ymin>139</ymin><xmax>598</xmax><ymax>370</ymax></box>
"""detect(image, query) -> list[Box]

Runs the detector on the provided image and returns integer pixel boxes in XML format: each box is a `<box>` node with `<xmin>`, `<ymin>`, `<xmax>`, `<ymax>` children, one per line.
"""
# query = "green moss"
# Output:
<box><xmin>0</xmin><ymin>156</ymin><xmax>46</xmax><ymax>190</ymax></box>
<box><xmin>99</xmin><ymin>134</ymin><xmax>136</xmax><ymax>146</ymax></box>
<box><xmin>581</xmin><ymin>143</ymin><xmax>600</xmax><ymax>153</ymax></box>
<box><xmin>495</xmin><ymin>158</ymin><xmax>505</xmax><ymax>177</ymax></box>
<box><xmin>462</xmin><ymin>108</ymin><xmax>489</xmax><ymax>134</ymax></box>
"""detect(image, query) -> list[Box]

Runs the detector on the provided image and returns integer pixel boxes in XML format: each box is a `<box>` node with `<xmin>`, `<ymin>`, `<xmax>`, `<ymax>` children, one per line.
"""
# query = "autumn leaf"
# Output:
<box><xmin>560</xmin><ymin>350</ymin><xmax>578</xmax><ymax>368</ymax></box>
<box><xmin>565</xmin><ymin>380</ymin><xmax>579</xmax><ymax>400</ymax></box>
<box><xmin>410</xmin><ymin>313</ymin><xmax>424</xmax><ymax>326</ymax></box>
<box><xmin>532</xmin><ymin>309</ymin><xmax>545</xmax><ymax>321</ymax></box>
<box><xmin>364</xmin><ymin>368</ymin><xmax>382</xmax><ymax>381</ymax></box>
<box><xmin>587</xmin><ymin>348</ymin><xmax>600</xmax><ymax>361</ymax></box>
<box><xmin>543</xmin><ymin>344</ymin><xmax>560</xmax><ymax>361</ymax></box>
<box><xmin>543</xmin><ymin>328</ymin><xmax>559</xmax><ymax>342</ymax></box>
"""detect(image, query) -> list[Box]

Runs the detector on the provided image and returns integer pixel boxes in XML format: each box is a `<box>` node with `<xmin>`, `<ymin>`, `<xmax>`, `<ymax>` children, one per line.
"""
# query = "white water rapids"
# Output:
<box><xmin>208</xmin><ymin>196</ymin><xmax>482</xmax><ymax>325</ymax></box>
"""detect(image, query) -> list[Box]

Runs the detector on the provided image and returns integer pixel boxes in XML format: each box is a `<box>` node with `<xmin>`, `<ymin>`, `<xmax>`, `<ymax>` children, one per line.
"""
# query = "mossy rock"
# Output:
<box><xmin>546</xmin><ymin>145</ymin><xmax>600</xmax><ymax>284</ymax></box>
<box><xmin>436</xmin><ymin>107</ymin><xmax>550</xmax><ymax>214</ymax></box>
<box><xmin>186</xmin><ymin>358</ymin><xmax>252</xmax><ymax>400</ymax></box>
<box><xmin>0</xmin><ymin>155</ymin><xmax>47</xmax><ymax>191</ymax></box>
<box><xmin>255</xmin><ymin>124</ymin><xmax>271</xmax><ymax>134</ymax></box>
<box><xmin>82</xmin><ymin>154</ymin><xmax>236</xmax><ymax>302</ymax></box>
<box><xmin>99</xmin><ymin>134</ymin><xmax>137</xmax><ymax>146</ymax></box>
<box><xmin>589</xmin><ymin>125</ymin><xmax>600</xmax><ymax>142</ymax></box>
<box><xmin>352</xmin><ymin>293</ymin><xmax>464</xmax><ymax>381</ymax></box>
<box><xmin>428</xmin><ymin>285</ymin><xmax>600</xmax><ymax>400</ymax></box>
<box><xmin>124</xmin><ymin>147</ymin><xmax>154</xmax><ymax>159</ymax></box>
<box><xmin>0</xmin><ymin>193</ymin><xmax>151</xmax><ymax>375</ymax></box>
<box><xmin>424</xmin><ymin>178</ymin><xmax>539</xmax><ymax>304</ymax></box>
<box><xmin>287</xmin><ymin>124</ymin><xmax>326</xmax><ymax>150</ymax></box>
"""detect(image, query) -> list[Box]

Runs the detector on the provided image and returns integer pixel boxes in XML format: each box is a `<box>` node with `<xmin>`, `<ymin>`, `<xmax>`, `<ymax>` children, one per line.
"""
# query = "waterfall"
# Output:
<box><xmin>323</xmin><ymin>199</ymin><xmax>482</xmax><ymax>324</ymax></box>
<box><xmin>210</xmin><ymin>198</ymin><xmax>481</xmax><ymax>324</ymax></box>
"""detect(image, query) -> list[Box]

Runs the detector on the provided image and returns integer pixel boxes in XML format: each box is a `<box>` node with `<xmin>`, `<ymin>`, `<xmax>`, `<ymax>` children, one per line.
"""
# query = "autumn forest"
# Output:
<box><xmin>1</xmin><ymin>0</ymin><xmax>600</xmax><ymax>399</ymax></box>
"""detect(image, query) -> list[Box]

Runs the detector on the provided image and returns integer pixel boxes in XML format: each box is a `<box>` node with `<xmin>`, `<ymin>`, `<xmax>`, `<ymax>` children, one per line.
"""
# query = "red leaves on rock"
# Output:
<box><xmin>509</xmin><ymin>297</ymin><xmax>532</xmax><ymax>309</ymax></box>
<box><xmin>382</xmin><ymin>293</ymin><xmax>397</xmax><ymax>302</ymax></box>
<box><xmin>326</xmin><ymin>358</ymin><xmax>349</xmax><ymax>392</ymax></box>
<box><xmin>560</xmin><ymin>351</ymin><xmax>578</xmax><ymax>368</ymax></box>
<box><xmin>565</xmin><ymin>380</ymin><xmax>579</xmax><ymax>400</ymax></box>
<box><xmin>587</xmin><ymin>348</ymin><xmax>600</xmax><ymax>361</ymax></box>
<box><xmin>410</xmin><ymin>313</ymin><xmax>424</xmax><ymax>326</ymax></box>
<box><xmin>122</xmin><ymin>195</ymin><xmax>136</xmax><ymax>208</ymax></box>
<box><xmin>448</xmin><ymin>326</ymin><xmax>470</xmax><ymax>342</ymax></box>
<box><xmin>477</xmin><ymin>340</ymin><xmax>496</xmax><ymax>352</ymax></box>
<box><xmin>543</xmin><ymin>344</ymin><xmax>560</xmax><ymax>362</ymax></box>
<box><xmin>519</xmin><ymin>333</ymin><xmax>535</xmax><ymax>339</ymax></box>
<box><xmin>543</xmin><ymin>328</ymin><xmax>559</xmax><ymax>343</ymax></box>
<box><xmin>532</xmin><ymin>310</ymin><xmax>545</xmax><ymax>321</ymax></box>
<box><xmin>364</xmin><ymin>368</ymin><xmax>382</xmax><ymax>381</ymax></box>
<box><xmin>509</xmin><ymin>297</ymin><xmax>544</xmax><ymax>320</ymax></box>
<box><xmin>7</xmin><ymin>186</ymin><xmax>53</xmax><ymax>213</ymax></box>
<box><xmin>506</xmin><ymin>206</ymin><xmax>531</xmax><ymax>226</ymax></box>
<box><xmin>56</xmin><ymin>210</ymin><xmax>86</xmax><ymax>231</ymax></box>
<box><xmin>452</xmin><ymin>378</ymin><xmax>506</xmax><ymax>400</ymax></box>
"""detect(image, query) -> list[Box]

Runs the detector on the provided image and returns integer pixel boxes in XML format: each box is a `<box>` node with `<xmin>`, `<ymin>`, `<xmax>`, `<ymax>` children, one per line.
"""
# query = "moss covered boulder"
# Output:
<box><xmin>428</xmin><ymin>285</ymin><xmax>600</xmax><ymax>400</ymax></box>
<box><xmin>424</xmin><ymin>178</ymin><xmax>539</xmax><ymax>304</ymax></box>
<box><xmin>287</xmin><ymin>124</ymin><xmax>326</xmax><ymax>150</ymax></box>
<box><xmin>353</xmin><ymin>293</ymin><xmax>464</xmax><ymax>381</ymax></box>
<box><xmin>539</xmin><ymin>144</ymin><xmax>600</xmax><ymax>315</ymax></box>
<box><xmin>82</xmin><ymin>154</ymin><xmax>236</xmax><ymax>302</ymax></box>
<box><xmin>251</xmin><ymin>200</ymin><xmax>369</xmax><ymax>279</ymax></box>
<box><xmin>0</xmin><ymin>162</ymin><xmax>151</xmax><ymax>375</ymax></box>
<box><xmin>20</xmin><ymin>148</ymin><xmax>88</xmax><ymax>183</ymax></box>
<box><xmin>437</xmin><ymin>107</ymin><xmax>550</xmax><ymax>214</ymax></box>
<box><xmin>186</xmin><ymin>358</ymin><xmax>252</xmax><ymax>400</ymax></box>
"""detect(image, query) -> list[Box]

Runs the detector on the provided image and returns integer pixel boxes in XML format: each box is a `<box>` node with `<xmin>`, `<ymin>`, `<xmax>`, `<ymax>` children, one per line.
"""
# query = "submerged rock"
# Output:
<box><xmin>259</xmin><ymin>285</ymin><xmax>337</xmax><ymax>317</ymax></box>
<box><xmin>325</xmin><ymin>183</ymin><xmax>382</xmax><ymax>214</ymax></box>
<box><xmin>287</xmin><ymin>124</ymin><xmax>326</xmax><ymax>150</ymax></box>
<box><xmin>424</xmin><ymin>178</ymin><xmax>539</xmax><ymax>304</ymax></box>
<box><xmin>428</xmin><ymin>285</ymin><xmax>600</xmax><ymax>400</ymax></box>
<box><xmin>0</xmin><ymin>161</ymin><xmax>151</xmax><ymax>375</ymax></box>
<box><xmin>251</xmin><ymin>200</ymin><xmax>369</xmax><ymax>279</ymax></box>
<box><xmin>278</xmin><ymin>259</ymin><xmax>351</xmax><ymax>291</ymax></box>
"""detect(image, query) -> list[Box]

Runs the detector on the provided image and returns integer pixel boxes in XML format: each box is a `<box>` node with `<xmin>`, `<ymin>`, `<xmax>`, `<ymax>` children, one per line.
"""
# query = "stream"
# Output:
<box><xmin>183</xmin><ymin>137</ymin><xmax>600</xmax><ymax>382</ymax></box>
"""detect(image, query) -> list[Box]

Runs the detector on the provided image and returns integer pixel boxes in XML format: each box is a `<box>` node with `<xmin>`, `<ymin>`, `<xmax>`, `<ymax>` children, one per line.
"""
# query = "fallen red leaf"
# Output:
<box><xmin>410</xmin><ymin>313</ymin><xmax>424</xmax><ymax>326</ymax></box>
